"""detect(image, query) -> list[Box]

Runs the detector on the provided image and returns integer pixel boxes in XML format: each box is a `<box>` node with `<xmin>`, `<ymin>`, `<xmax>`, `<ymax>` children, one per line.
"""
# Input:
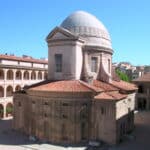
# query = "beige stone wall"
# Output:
<box><xmin>48</xmin><ymin>40</ymin><xmax>83</xmax><ymax>80</ymax></box>
<box><xmin>115</xmin><ymin>93</ymin><xmax>135</xmax><ymax>142</ymax></box>
<box><xmin>13</xmin><ymin>91</ymin><xmax>92</xmax><ymax>144</ymax></box>
<box><xmin>91</xmin><ymin>100</ymin><xmax>116</xmax><ymax>145</ymax></box>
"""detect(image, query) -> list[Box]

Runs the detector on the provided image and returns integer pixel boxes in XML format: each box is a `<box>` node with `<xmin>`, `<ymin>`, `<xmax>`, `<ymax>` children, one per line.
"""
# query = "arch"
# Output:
<box><xmin>7</xmin><ymin>70</ymin><xmax>13</xmax><ymax>80</ymax></box>
<box><xmin>0</xmin><ymin>86</ymin><xmax>4</xmax><ymax>97</ymax></box>
<box><xmin>15</xmin><ymin>85</ymin><xmax>21</xmax><ymax>91</ymax></box>
<box><xmin>31</xmin><ymin>71</ymin><xmax>36</xmax><ymax>80</ymax></box>
<box><xmin>24</xmin><ymin>71</ymin><xmax>29</xmax><ymax>80</ymax></box>
<box><xmin>16</xmin><ymin>70</ymin><xmax>22</xmax><ymax>80</ymax></box>
<box><xmin>6</xmin><ymin>103</ymin><xmax>13</xmax><ymax>117</ymax></box>
<box><xmin>6</xmin><ymin>85</ymin><xmax>13</xmax><ymax>97</ymax></box>
<box><xmin>0</xmin><ymin>104</ymin><xmax>4</xmax><ymax>118</ymax></box>
<box><xmin>0</xmin><ymin>69</ymin><xmax>4</xmax><ymax>80</ymax></box>
<box><xmin>38</xmin><ymin>71</ymin><xmax>42</xmax><ymax>80</ymax></box>
<box><xmin>44</xmin><ymin>72</ymin><xmax>48</xmax><ymax>80</ymax></box>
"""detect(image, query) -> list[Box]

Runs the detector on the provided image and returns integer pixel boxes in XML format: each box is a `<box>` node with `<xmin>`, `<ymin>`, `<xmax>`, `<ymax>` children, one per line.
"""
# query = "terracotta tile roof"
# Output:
<box><xmin>132</xmin><ymin>73</ymin><xmax>150</xmax><ymax>82</ymax></box>
<box><xmin>106</xmin><ymin>91</ymin><xmax>127</xmax><ymax>100</ymax></box>
<box><xmin>93</xmin><ymin>80</ymin><xmax>118</xmax><ymax>91</ymax></box>
<box><xmin>94</xmin><ymin>91</ymin><xmax>127</xmax><ymax>101</ymax></box>
<box><xmin>0</xmin><ymin>54</ymin><xmax>48</xmax><ymax>64</ymax></box>
<box><xmin>111</xmin><ymin>80</ymin><xmax>137</xmax><ymax>91</ymax></box>
<box><xmin>94</xmin><ymin>92</ymin><xmax>114</xmax><ymax>100</ymax></box>
<box><xmin>28</xmin><ymin>80</ymin><xmax>101</xmax><ymax>92</ymax></box>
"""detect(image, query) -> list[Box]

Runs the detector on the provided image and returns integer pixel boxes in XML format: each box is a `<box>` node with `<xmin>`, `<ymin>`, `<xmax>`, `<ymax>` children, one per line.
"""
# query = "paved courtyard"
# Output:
<box><xmin>0</xmin><ymin>111</ymin><xmax>150</xmax><ymax>150</ymax></box>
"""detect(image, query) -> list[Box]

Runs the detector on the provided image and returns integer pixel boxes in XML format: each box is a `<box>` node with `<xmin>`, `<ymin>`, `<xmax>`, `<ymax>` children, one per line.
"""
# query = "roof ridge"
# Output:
<box><xmin>78</xmin><ymin>80</ymin><xmax>102</xmax><ymax>92</ymax></box>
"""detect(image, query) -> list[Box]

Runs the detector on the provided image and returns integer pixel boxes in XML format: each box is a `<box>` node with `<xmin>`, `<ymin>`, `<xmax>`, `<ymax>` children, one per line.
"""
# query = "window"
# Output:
<box><xmin>108</xmin><ymin>59</ymin><xmax>111</xmax><ymax>73</ymax></box>
<box><xmin>91</xmin><ymin>57</ymin><xmax>98</xmax><ymax>72</ymax></box>
<box><xmin>62</xmin><ymin>114</ymin><xmax>68</xmax><ymax>119</ymax></box>
<box><xmin>44</xmin><ymin>102</ymin><xmax>49</xmax><ymax>105</ymax></box>
<box><xmin>55</xmin><ymin>54</ymin><xmax>62</xmax><ymax>72</ymax></box>
<box><xmin>18</xmin><ymin>101</ymin><xmax>21</xmax><ymax>107</ymax></box>
<box><xmin>62</xmin><ymin>103</ymin><xmax>68</xmax><ymax>106</ymax></box>
<box><xmin>138</xmin><ymin>85</ymin><xmax>143</xmax><ymax>93</ymax></box>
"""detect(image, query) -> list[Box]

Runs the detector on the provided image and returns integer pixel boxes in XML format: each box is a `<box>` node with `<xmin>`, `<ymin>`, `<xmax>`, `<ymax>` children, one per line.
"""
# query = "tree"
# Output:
<box><xmin>116</xmin><ymin>69</ymin><xmax>130</xmax><ymax>82</ymax></box>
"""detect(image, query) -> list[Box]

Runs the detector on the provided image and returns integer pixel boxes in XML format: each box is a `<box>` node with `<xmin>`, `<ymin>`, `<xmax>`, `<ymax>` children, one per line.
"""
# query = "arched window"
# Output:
<box><xmin>0</xmin><ymin>104</ymin><xmax>4</xmax><ymax>118</ymax></box>
<box><xmin>6</xmin><ymin>103</ymin><xmax>13</xmax><ymax>117</ymax></box>
<box><xmin>16</xmin><ymin>70</ymin><xmax>22</xmax><ymax>80</ymax></box>
<box><xmin>0</xmin><ymin>86</ymin><xmax>4</xmax><ymax>97</ymax></box>
<box><xmin>38</xmin><ymin>71</ymin><xmax>42</xmax><ymax>80</ymax></box>
<box><xmin>15</xmin><ymin>85</ymin><xmax>21</xmax><ymax>91</ymax></box>
<box><xmin>24</xmin><ymin>71</ymin><xmax>29</xmax><ymax>80</ymax></box>
<box><xmin>6</xmin><ymin>86</ymin><xmax>13</xmax><ymax>97</ymax></box>
<box><xmin>7</xmin><ymin>70</ymin><xmax>13</xmax><ymax>80</ymax></box>
<box><xmin>0</xmin><ymin>69</ymin><xmax>4</xmax><ymax>79</ymax></box>
<box><xmin>44</xmin><ymin>72</ymin><xmax>48</xmax><ymax>80</ymax></box>
<box><xmin>31</xmin><ymin>71</ymin><xmax>36</xmax><ymax>80</ymax></box>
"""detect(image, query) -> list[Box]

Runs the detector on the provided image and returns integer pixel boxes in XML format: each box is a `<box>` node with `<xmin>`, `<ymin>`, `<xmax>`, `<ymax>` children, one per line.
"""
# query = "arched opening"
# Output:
<box><xmin>31</xmin><ymin>71</ymin><xmax>36</xmax><ymax>80</ymax></box>
<box><xmin>0</xmin><ymin>104</ymin><xmax>4</xmax><ymax>118</ymax></box>
<box><xmin>6</xmin><ymin>103</ymin><xmax>13</xmax><ymax>117</ymax></box>
<box><xmin>138</xmin><ymin>98</ymin><xmax>147</xmax><ymax>110</ymax></box>
<box><xmin>6</xmin><ymin>86</ymin><xmax>13</xmax><ymax>97</ymax></box>
<box><xmin>38</xmin><ymin>71</ymin><xmax>42</xmax><ymax>80</ymax></box>
<box><xmin>138</xmin><ymin>85</ymin><xmax>144</xmax><ymax>93</ymax></box>
<box><xmin>7</xmin><ymin>70</ymin><xmax>13</xmax><ymax>80</ymax></box>
<box><xmin>0</xmin><ymin>69</ymin><xmax>4</xmax><ymax>80</ymax></box>
<box><xmin>0</xmin><ymin>86</ymin><xmax>4</xmax><ymax>97</ymax></box>
<box><xmin>24</xmin><ymin>71</ymin><xmax>29</xmax><ymax>80</ymax></box>
<box><xmin>15</xmin><ymin>85</ymin><xmax>21</xmax><ymax>91</ymax></box>
<box><xmin>16</xmin><ymin>70</ymin><xmax>22</xmax><ymax>80</ymax></box>
<box><xmin>44</xmin><ymin>72</ymin><xmax>48</xmax><ymax>80</ymax></box>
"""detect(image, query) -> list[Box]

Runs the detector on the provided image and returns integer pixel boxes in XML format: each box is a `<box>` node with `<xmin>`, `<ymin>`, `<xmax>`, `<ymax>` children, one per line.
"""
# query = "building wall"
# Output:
<box><xmin>48</xmin><ymin>41</ymin><xmax>83</xmax><ymax>80</ymax></box>
<box><xmin>13</xmin><ymin>91</ymin><xmax>92</xmax><ymax>144</ymax></box>
<box><xmin>134</xmin><ymin>82</ymin><xmax>150</xmax><ymax>110</ymax></box>
<box><xmin>0</xmin><ymin>58</ymin><xmax>48</xmax><ymax>118</ymax></box>
<box><xmin>91</xmin><ymin>100</ymin><xmax>116</xmax><ymax>145</ymax></box>
<box><xmin>115</xmin><ymin>93</ymin><xmax>135</xmax><ymax>142</ymax></box>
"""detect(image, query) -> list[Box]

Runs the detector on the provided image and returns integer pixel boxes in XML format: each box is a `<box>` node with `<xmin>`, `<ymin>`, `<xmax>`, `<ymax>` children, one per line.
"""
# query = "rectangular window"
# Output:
<box><xmin>91</xmin><ymin>57</ymin><xmax>98</xmax><ymax>72</ymax></box>
<box><xmin>55</xmin><ymin>54</ymin><xmax>62</xmax><ymax>72</ymax></box>
<box><xmin>108</xmin><ymin>59</ymin><xmax>111</xmax><ymax>73</ymax></box>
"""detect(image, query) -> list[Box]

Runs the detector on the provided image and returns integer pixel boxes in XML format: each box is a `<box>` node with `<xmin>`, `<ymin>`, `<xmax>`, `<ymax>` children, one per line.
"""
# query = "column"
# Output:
<box><xmin>4</xmin><ymin>69</ymin><xmax>7</xmax><ymax>82</ymax></box>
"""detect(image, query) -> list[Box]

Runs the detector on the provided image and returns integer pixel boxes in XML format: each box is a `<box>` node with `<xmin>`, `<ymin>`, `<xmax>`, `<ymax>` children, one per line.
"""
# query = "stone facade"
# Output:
<box><xmin>13</xmin><ymin>11</ymin><xmax>137</xmax><ymax>145</ymax></box>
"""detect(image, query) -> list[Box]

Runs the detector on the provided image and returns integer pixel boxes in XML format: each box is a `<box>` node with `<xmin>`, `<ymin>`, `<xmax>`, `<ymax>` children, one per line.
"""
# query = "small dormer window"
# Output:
<box><xmin>91</xmin><ymin>57</ymin><xmax>97</xmax><ymax>72</ymax></box>
<box><xmin>55</xmin><ymin>54</ymin><xmax>62</xmax><ymax>72</ymax></box>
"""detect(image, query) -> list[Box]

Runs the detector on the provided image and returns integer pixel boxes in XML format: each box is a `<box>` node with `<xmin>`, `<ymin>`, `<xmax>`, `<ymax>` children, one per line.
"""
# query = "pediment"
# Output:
<box><xmin>46</xmin><ymin>27</ymin><xmax>78</xmax><ymax>41</ymax></box>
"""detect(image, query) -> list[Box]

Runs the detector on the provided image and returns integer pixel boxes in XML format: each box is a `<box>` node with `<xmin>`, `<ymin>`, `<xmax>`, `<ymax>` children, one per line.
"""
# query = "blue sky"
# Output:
<box><xmin>0</xmin><ymin>0</ymin><xmax>149</xmax><ymax>65</ymax></box>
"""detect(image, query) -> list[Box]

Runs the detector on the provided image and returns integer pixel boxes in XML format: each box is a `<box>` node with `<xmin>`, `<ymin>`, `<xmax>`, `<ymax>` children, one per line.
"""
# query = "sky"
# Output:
<box><xmin>0</xmin><ymin>0</ymin><xmax>150</xmax><ymax>66</ymax></box>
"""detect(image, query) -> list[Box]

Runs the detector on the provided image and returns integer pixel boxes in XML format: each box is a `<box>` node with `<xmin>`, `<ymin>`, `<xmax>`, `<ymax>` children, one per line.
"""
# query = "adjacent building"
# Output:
<box><xmin>0</xmin><ymin>54</ymin><xmax>48</xmax><ymax>118</ymax></box>
<box><xmin>133</xmin><ymin>73</ymin><xmax>150</xmax><ymax>110</ymax></box>
<box><xmin>13</xmin><ymin>11</ymin><xmax>137</xmax><ymax>145</ymax></box>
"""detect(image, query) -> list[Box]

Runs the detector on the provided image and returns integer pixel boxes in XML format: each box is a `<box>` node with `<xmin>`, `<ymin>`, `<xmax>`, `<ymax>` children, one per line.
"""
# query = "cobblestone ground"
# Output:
<box><xmin>0</xmin><ymin>111</ymin><xmax>150</xmax><ymax>150</ymax></box>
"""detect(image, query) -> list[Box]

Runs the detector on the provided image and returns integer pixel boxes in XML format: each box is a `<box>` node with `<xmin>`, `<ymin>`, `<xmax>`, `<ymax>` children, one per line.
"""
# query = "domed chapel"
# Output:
<box><xmin>13</xmin><ymin>11</ymin><xmax>137</xmax><ymax>145</ymax></box>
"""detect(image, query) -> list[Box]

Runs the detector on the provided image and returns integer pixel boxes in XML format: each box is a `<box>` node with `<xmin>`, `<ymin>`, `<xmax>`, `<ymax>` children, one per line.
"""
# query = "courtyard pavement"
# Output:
<box><xmin>0</xmin><ymin>111</ymin><xmax>150</xmax><ymax>150</ymax></box>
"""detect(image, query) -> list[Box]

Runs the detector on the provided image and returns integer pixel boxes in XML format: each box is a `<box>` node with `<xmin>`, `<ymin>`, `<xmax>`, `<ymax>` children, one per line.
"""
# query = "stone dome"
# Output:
<box><xmin>60</xmin><ymin>11</ymin><xmax>112</xmax><ymax>50</ymax></box>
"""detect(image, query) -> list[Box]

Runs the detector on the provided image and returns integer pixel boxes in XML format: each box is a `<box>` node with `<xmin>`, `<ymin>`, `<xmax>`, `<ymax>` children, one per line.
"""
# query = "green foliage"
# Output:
<box><xmin>116</xmin><ymin>69</ymin><xmax>130</xmax><ymax>82</ymax></box>
<box><xmin>6</xmin><ymin>106</ymin><xmax>13</xmax><ymax>114</ymax></box>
